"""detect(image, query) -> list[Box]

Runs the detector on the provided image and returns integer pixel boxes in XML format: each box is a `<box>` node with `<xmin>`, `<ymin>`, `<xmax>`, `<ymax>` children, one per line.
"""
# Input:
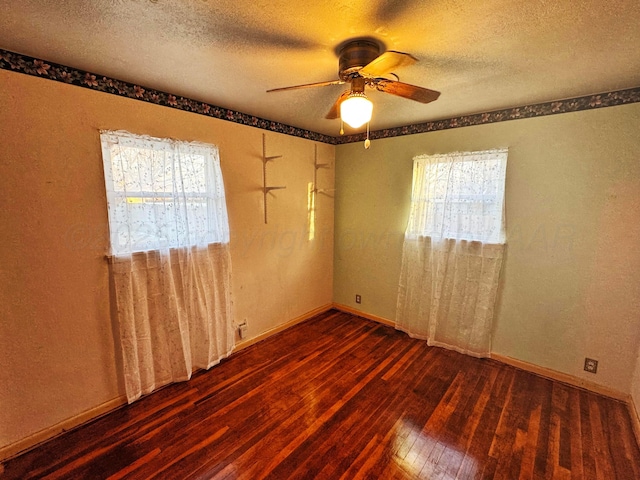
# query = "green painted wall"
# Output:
<box><xmin>334</xmin><ymin>103</ymin><xmax>640</xmax><ymax>393</ymax></box>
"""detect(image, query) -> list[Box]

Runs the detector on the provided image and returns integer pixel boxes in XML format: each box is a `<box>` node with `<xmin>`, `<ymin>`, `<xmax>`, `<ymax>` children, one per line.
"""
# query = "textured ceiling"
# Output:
<box><xmin>1</xmin><ymin>0</ymin><xmax>640</xmax><ymax>136</ymax></box>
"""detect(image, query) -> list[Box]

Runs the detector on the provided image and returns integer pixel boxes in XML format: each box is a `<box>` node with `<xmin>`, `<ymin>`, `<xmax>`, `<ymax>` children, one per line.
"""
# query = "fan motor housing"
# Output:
<box><xmin>338</xmin><ymin>40</ymin><xmax>381</xmax><ymax>80</ymax></box>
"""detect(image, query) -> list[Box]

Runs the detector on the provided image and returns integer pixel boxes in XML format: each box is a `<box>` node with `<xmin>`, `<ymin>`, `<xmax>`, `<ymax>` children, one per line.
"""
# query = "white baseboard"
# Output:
<box><xmin>332</xmin><ymin>303</ymin><xmax>395</xmax><ymax>327</ymax></box>
<box><xmin>232</xmin><ymin>303</ymin><xmax>333</xmax><ymax>352</ymax></box>
<box><xmin>0</xmin><ymin>396</ymin><xmax>127</xmax><ymax>462</ymax></box>
<box><xmin>490</xmin><ymin>353</ymin><xmax>628</xmax><ymax>402</ymax></box>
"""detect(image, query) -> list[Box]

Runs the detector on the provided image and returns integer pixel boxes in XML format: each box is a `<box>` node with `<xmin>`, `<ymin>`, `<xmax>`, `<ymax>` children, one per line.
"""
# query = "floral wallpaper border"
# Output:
<box><xmin>336</xmin><ymin>86</ymin><xmax>640</xmax><ymax>144</ymax></box>
<box><xmin>0</xmin><ymin>48</ymin><xmax>335</xmax><ymax>144</ymax></box>
<box><xmin>2</xmin><ymin>48</ymin><xmax>640</xmax><ymax>145</ymax></box>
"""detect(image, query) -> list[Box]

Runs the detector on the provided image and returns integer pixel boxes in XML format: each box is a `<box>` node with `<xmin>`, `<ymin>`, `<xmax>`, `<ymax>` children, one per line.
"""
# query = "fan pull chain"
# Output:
<box><xmin>364</xmin><ymin>122</ymin><xmax>371</xmax><ymax>149</ymax></box>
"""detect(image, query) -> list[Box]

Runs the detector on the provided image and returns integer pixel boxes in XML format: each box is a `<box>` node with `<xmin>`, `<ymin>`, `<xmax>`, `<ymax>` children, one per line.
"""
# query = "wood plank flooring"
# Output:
<box><xmin>3</xmin><ymin>310</ymin><xmax>640</xmax><ymax>479</ymax></box>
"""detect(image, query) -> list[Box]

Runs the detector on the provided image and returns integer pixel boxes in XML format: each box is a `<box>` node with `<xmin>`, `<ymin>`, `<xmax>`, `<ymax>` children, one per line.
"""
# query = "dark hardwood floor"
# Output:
<box><xmin>3</xmin><ymin>310</ymin><xmax>640</xmax><ymax>479</ymax></box>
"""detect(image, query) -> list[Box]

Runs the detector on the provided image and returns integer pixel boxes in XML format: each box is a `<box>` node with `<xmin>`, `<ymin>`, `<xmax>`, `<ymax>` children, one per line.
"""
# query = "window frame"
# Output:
<box><xmin>406</xmin><ymin>149</ymin><xmax>508</xmax><ymax>244</ymax></box>
<box><xmin>100</xmin><ymin>130</ymin><xmax>229</xmax><ymax>256</ymax></box>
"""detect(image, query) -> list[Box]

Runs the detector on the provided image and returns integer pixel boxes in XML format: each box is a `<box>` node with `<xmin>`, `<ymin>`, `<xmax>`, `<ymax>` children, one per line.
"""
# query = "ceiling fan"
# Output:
<box><xmin>267</xmin><ymin>39</ymin><xmax>441</xmax><ymax>145</ymax></box>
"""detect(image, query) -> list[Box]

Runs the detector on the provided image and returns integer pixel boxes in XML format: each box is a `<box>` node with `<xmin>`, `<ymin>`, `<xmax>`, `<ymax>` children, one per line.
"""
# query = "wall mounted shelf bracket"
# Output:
<box><xmin>262</xmin><ymin>133</ymin><xmax>286</xmax><ymax>224</ymax></box>
<box><xmin>313</xmin><ymin>144</ymin><xmax>334</xmax><ymax>194</ymax></box>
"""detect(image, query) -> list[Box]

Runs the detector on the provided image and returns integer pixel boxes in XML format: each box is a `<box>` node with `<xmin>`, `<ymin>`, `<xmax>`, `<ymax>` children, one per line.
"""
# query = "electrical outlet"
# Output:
<box><xmin>238</xmin><ymin>321</ymin><xmax>248</xmax><ymax>340</ymax></box>
<box><xmin>584</xmin><ymin>357</ymin><xmax>598</xmax><ymax>374</ymax></box>
<box><xmin>355</xmin><ymin>294</ymin><xmax>361</xmax><ymax>304</ymax></box>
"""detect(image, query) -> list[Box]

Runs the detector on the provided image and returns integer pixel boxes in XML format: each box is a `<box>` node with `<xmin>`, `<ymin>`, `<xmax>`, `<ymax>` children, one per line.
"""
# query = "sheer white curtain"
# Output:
<box><xmin>396</xmin><ymin>150</ymin><xmax>507</xmax><ymax>357</ymax></box>
<box><xmin>101</xmin><ymin>131</ymin><xmax>234</xmax><ymax>403</ymax></box>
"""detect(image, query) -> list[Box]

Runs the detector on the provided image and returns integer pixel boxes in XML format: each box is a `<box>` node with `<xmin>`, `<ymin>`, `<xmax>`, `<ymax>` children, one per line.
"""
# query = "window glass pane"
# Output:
<box><xmin>100</xmin><ymin>131</ymin><xmax>229</xmax><ymax>255</ymax></box>
<box><xmin>407</xmin><ymin>150</ymin><xmax>507</xmax><ymax>243</ymax></box>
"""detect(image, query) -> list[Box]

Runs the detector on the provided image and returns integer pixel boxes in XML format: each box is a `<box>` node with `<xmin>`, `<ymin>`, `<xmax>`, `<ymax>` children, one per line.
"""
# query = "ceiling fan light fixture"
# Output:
<box><xmin>340</xmin><ymin>93</ymin><xmax>373</xmax><ymax>129</ymax></box>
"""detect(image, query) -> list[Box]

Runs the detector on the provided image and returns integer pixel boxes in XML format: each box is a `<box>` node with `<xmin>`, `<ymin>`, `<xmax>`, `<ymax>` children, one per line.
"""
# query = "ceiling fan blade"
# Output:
<box><xmin>373</xmin><ymin>79</ymin><xmax>441</xmax><ymax>103</ymax></box>
<box><xmin>267</xmin><ymin>80</ymin><xmax>344</xmax><ymax>93</ymax></box>
<box><xmin>359</xmin><ymin>51</ymin><xmax>417</xmax><ymax>77</ymax></box>
<box><xmin>326</xmin><ymin>91</ymin><xmax>350</xmax><ymax>119</ymax></box>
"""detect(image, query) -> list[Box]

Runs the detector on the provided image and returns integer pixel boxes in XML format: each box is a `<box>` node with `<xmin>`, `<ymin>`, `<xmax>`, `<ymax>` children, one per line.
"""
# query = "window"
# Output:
<box><xmin>406</xmin><ymin>149</ymin><xmax>507</xmax><ymax>244</ymax></box>
<box><xmin>100</xmin><ymin>130</ymin><xmax>229</xmax><ymax>255</ymax></box>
